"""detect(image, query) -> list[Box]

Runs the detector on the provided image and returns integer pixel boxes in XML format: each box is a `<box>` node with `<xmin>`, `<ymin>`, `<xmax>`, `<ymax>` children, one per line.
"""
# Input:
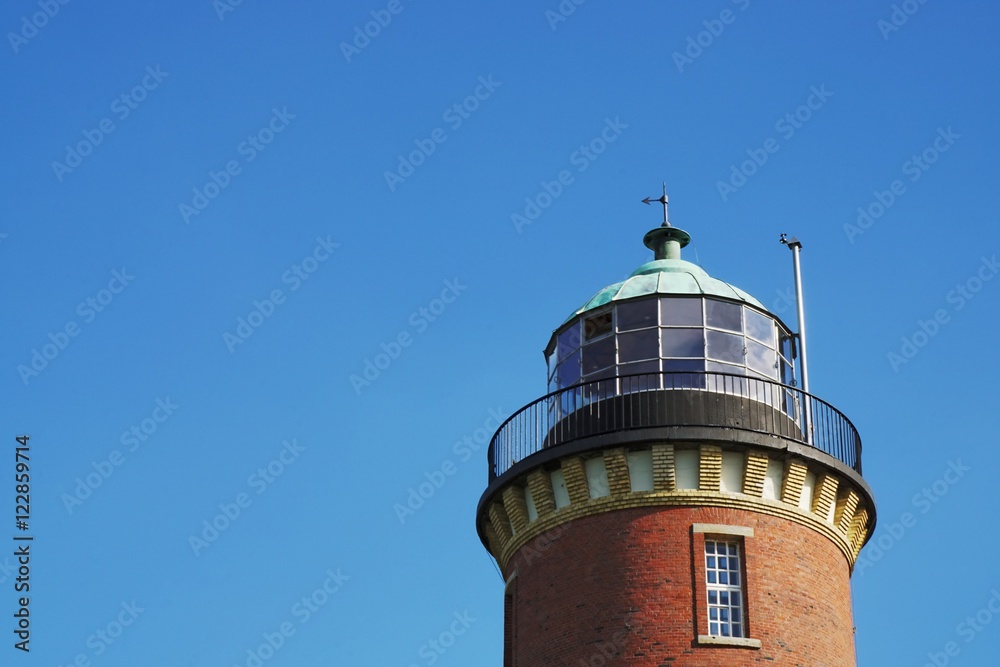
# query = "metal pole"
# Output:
<box><xmin>780</xmin><ymin>234</ymin><xmax>812</xmax><ymax>444</ymax></box>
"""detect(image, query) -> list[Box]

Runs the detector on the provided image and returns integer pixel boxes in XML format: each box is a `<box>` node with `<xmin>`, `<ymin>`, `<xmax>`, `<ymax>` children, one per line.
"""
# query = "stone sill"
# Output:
<box><xmin>697</xmin><ymin>635</ymin><xmax>762</xmax><ymax>649</ymax></box>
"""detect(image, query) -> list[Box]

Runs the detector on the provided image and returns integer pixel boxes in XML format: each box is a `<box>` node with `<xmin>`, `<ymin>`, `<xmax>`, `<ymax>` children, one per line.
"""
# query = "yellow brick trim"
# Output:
<box><xmin>652</xmin><ymin>443</ymin><xmax>675</xmax><ymax>492</ymax></box>
<box><xmin>812</xmin><ymin>474</ymin><xmax>839</xmax><ymax>521</ymax></box>
<box><xmin>835</xmin><ymin>490</ymin><xmax>861</xmax><ymax>535</ymax></box>
<box><xmin>743</xmin><ymin>451</ymin><xmax>769</xmax><ymax>498</ymax></box>
<box><xmin>493</xmin><ymin>488</ymin><xmax>857</xmax><ymax>572</ymax></box>
<box><xmin>489</xmin><ymin>501</ymin><xmax>513</xmax><ymax>545</ymax></box>
<box><xmin>782</xmin><ymin>460</ymin><xmax>808</xmax><ymax>504</ymax></box>
<box><xmin>604</xmin><ymin>448</ymin><xmax>632</xmax><ymax>497</ymax></box>
<box><xmin>483</xmin><ymin>522</ymin><xmax>504</xmax><ymax>558</ymax></box>
<box><xmin>848</xmin><ymin>506</ymin><xmax>870</xmax><ymax>556</ymax></box>
<box><xmin>698</xmin><ymin>445</ymin><xmax>722</xmax><ymax>491</ymax></box>
<box><xmin>503</xmin><ymin>485</ymin><xmax>529</xmax><ymax>535</ymax></box>
<box><xmin>527</xmin><ymin>469</ymin><xmax>556</xmax><ymax>518</ymax></box>
<box><xmin>560</xmin><ymin>456</ymin><xmax>590</xmax><ymax>505</ymax></box>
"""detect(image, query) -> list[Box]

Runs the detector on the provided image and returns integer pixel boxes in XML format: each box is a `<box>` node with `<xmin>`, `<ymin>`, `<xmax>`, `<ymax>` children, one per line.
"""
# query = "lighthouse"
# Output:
<box><xmin>476</xmin><ymin>192</ymin><xmax>877</xmax><ymax>666</ymax></box>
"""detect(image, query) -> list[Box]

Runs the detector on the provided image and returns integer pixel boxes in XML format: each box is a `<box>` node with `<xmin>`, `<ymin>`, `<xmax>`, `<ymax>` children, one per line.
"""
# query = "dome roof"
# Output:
<box><xmin>563</xmin><ymin>258</ymin><xmax>765</xmax><ymax>324</ymax></box>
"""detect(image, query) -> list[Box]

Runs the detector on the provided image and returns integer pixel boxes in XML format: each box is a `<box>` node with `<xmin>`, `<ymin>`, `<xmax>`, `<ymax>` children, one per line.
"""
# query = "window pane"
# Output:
<box><xmin>584</xmin><ymin>312</ymin><xmax>612</xmax><ymax>340</ymax></box>
<box><xmin>708</xmin><ymin>571</ymin><xmax>717</xmax><ymax>584</ymax></box>
<box><xmin>619</xmin><ymin>328</ymin><xmax>658</xmax><ymax>362</ymax></box>
<box><xmin>662</xmin><ymin>328</ymin><xmax>704</xmax><ymax>357</ymax></box>
<box><xmin>617</xmin><ymin>299</ymin><xmax>658</xmax><ymax>331</ymax></box>
<box><xmin>706</xmin><ymin>299</ymin><xmax>742</xmax><ymax>332</ymax></box>
<box><xmin>620</xmin><ymin>360</ymin><xmax>659</xmax><ymax>376</ymax></box>
<box><xmin>556</xmin><ymin>351</ymin><xmax>581</xmax><ymax>388</ymax></box>
<box><xmin>558</xmin><ymin>323</ymin><xmax>583</xmax><ymax>357</ymax></box>
<box><xmin>661</xmin><ymin>297</ymin><xmax>703</xmax><ymax>326</ymax></box>
<box><xmin>746</xmin><ymin>339</ymin><xmax>776</xmax><ymax>377</ymax></box>
<box><xmin>582</xmin><ymin>337</ymin><xmax>615</xmax><ymax>374</ymax></box>
<box><xmin>745</xmin><ymin>308</ymin><xmax>775</xmax><ymax>346</ymax></box>
<box><xmin>707</xmin><ymin>330</ymin><xmax>744</xmax><ymax>363</ymax></box>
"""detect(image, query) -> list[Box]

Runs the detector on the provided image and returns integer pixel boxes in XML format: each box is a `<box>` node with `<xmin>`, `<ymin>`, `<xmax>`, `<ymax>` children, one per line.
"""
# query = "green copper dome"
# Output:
<box><xmin>563</xmin><ymin>258</ymin><xmax>765</xmax><ymax>324</ymax></box>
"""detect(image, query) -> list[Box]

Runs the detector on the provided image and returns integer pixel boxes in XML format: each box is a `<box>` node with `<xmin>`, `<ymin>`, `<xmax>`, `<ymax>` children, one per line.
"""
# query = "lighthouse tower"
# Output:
<box><xmin>476</xmin><ymin>194</ymin><xmax>876</xmax><ymax>666</ymax></box>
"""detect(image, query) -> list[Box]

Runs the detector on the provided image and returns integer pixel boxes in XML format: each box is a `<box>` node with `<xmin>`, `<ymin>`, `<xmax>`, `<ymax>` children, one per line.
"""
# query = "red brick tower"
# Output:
<box><xmin>476</xmin><ymin>196</ymin><xmax>876</xmax><ymax>666</ymax></box>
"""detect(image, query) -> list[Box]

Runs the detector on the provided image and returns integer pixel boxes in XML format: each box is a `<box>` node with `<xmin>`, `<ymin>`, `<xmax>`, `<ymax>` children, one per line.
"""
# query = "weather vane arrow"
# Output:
<box><xmin>642</xmin><ymin>182</ymin><xmax>670</xmax><ymax>227</ymax></box>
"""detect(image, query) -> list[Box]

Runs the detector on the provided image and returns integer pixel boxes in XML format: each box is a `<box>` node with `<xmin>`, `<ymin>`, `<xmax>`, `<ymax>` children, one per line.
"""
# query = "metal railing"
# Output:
<box><xmin>488</xmin><ymin>371</ymin><xmax>862</xmax><ymax>481</ymax></box>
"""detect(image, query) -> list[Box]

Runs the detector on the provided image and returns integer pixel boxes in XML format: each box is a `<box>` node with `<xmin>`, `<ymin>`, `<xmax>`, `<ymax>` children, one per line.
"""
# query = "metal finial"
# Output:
<box><xmin>641</xmin><ymin>183</ymin><xmax>670</xmax><ymax>227</ymax></box>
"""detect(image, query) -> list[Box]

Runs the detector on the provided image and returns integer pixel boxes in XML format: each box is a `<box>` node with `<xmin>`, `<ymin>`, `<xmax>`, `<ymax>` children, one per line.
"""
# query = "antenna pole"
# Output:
<box><xmin>780</xmin><ymin>234</ymin><xmax>812</xmax><ymax>444</ymax></box>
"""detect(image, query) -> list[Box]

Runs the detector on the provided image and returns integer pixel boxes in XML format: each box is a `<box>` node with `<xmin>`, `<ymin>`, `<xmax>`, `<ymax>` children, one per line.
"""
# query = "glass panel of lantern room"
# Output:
<box><xmin>744</xmin><ymin>307</ymin><xmax>776</xmax><ymax>347</ymax></box>
<box><xmin>661</xmin><ymin>328</ymin><xmax>705</xmax><ymax>357</ymax></box>
<box><xmin>556</xmin><ymin>350</ymin><xmax>581</xmax><ymax>390</ymax></box>
<box><xmin>618</xmin><ymin>328</ymin><xmax>659</xmax><ymax>363</ymax></box>
<box><xmin>705</xmin><ymin>299</ymin><xmax>743</xmax><ymax>332</ymax></box>
<box><xmin>582</xmin><ymin>336</ymin><xmax>615</xmax><ymax>376</ymax></box>
<box><xmin>706</xmin><ymin>330</ymin><xmax>744</xmax><ymax>364</ymax></box>
<box><xmin>584</xmin><ymin>311</ymin><xmax>613</xmax><ymax>340</ymax></box>
<box><xmin>661</xmin><ymin>297</ymin><xmax>703</xmax><ymax>326</ymax></box>
<box><xmin>663</xmin><ymin>359</ymin><xmax>706</xmax><ymax>389</ymax></box>
<box><xmin>619</xmin><ymin>360</ymin><xmax>661</xmax><ymax>393</ymax></box>
<box><xmin>558</xmin><ymin>322</ymin><xmax>582</xmax><ymax>357</ymax></box>
<box><xmin>617</xmin><ymin>298</ymin><xmax>658</xmax><ymax>331</ymax></box>
<box><xmin>746</xmin><ymin>339</ymin><xmax>777</xmax><ymax>378</ymax></box>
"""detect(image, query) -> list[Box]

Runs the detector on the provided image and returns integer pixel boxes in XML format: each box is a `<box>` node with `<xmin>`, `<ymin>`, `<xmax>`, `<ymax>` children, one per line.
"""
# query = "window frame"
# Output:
<box><xmin>691</xmin><ymin>524</ymin><xmax>761</xmax><ymax>650</ymax></box>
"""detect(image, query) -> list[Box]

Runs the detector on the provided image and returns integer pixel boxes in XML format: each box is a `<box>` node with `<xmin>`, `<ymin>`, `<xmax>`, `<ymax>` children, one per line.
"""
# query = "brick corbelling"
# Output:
<box><xmin>604</xmin><ymin>448</ymin><xmax>632</xmax><ymax>496</ymax></box>
<box><xmin>652</xmin><ymin>443</ymin><xmax>675</xmax><ymax>492</ymax></box>
<box><xmin>835</xmin><ymin>489</ymin><xmax>861</xmax><ymax>534</ymax></box>
<box><xmin>480</xmin><ymin>445</ymin><xmax>876</xmax><ymax>575</ymax></box>
<box><xmin>698</xmin><ymin>445</ymin><xmax>722</xmax><ymax>491</ymax></box>
<box><xmin>812</xmin><ymin>474</ymin><xmax>839</xmax><ymax>520</ymax></box>
<box><xmin>560</xmin><ymin>456</ymin><xmax>590</xmax><ymax>505</ymax></box>
<box><xmin>782</xmin><ymin>460</ymin><xmax>808</xmax><ymax>504</ymax></box>
<box><xmin>508</xmin><ymin>507</ymin><xmax>858</xmax><ymax>667</ymax></box>
<box><xmin>503</xmin><ymin>485</ymin><xmax>530</xmax><ymax>536</ymax></box>
<box><xmin>526</xmin><ymin>469</ymin><xmax>555</xmax><ymax>515</ymax></box>
<box><xmin>489</xmin><ymin>501</ymin><xmax>513</xmax><ymax>545</ymax></box>
<box><xmin>743</xmin><ymin>450</ymin><xmax>769</xmax><ymax>497</ymax></box>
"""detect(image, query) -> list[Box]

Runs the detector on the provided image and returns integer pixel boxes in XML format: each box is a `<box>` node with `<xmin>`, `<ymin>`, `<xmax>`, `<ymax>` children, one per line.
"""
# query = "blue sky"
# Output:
<box><xmin>3</xmin><ymin>1</ymin><xmax>999</xmax><ymax>665</ymax></box>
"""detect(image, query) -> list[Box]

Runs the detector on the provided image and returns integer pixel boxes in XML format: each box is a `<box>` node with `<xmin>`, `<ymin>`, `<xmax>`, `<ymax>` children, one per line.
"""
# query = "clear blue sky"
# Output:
<box><xmin>3</xmin><ymin>1</ymin><xmax>999</xmax><ymax>665</ymax></box>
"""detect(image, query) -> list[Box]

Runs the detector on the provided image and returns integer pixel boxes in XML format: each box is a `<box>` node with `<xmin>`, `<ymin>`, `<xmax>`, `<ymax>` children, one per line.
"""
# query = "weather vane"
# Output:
<box><xmin>642</xmin><ymin>182</ymin><xmax>670</xmax><ymax>227</ymax></box>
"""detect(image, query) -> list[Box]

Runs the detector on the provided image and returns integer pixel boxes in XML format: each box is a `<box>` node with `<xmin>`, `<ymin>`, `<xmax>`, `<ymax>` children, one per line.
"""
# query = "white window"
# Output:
<box><xmin>705</xmin><ymin>540</ymin><xmax>745</xmax><ymax>638</ymax></box>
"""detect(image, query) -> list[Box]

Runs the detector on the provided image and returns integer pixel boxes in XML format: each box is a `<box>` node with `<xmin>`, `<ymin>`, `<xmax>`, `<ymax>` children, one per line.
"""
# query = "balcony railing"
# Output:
<box><xmin>488</xmin><ymin>371</ymin><xmax>862</xmax><ymax>481</ymax></box>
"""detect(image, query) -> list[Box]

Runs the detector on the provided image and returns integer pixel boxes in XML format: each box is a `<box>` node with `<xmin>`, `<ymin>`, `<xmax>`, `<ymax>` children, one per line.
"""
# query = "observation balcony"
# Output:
<box><xmin>487</xmin><ymin>370</ymin><xmax>861</xmax><ymax>487</ymax></box>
